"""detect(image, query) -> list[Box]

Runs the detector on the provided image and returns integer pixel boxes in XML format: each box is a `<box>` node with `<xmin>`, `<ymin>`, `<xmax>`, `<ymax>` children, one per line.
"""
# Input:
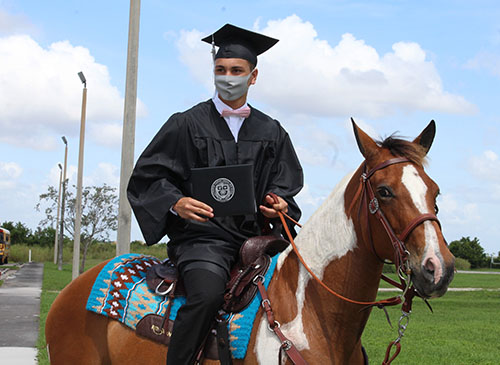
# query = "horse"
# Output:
<box><xmin>45</xmin><ymin>120</ymin><xmax>455</xmax><ymax>364</ymax></box>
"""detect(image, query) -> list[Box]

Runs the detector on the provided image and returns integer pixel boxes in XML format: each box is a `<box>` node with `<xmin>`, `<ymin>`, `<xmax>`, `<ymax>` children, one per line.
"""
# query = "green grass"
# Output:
<box><xmin>379</xmin><ymin>272</ymin><xmax>500</xmax><ymax>289</ymax></box>
<box><xmin>362</xmin><ymin>290</ymin><xmax>500</xmax><ymax>364</ymax></box>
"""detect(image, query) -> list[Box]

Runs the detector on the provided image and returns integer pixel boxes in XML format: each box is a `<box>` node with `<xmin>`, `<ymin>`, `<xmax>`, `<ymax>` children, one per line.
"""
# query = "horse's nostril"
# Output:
<box><xmin>422</xmin><ymin>256</ymin><xmax>444</xmax><ymax>285</ymax></box>
<box><xmin>424</xmin><ymin>258</ymin><xmax>435</xmax><ymax>274</ymax></box>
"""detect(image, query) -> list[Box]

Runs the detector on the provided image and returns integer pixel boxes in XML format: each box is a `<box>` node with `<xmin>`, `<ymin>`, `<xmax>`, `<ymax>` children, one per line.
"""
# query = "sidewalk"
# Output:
<box><xmin>0</xmin><ymin>262</ymin><xmax>43</xmax><ymax>364</ymax></box>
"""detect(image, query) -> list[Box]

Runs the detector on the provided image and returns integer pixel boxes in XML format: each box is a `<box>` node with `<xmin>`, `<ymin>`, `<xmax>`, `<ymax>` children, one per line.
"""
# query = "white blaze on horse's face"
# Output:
<box><xmin>401</xmin><ymin>165</ymin><xmax>443</xmax><ymax>284</ymax></box>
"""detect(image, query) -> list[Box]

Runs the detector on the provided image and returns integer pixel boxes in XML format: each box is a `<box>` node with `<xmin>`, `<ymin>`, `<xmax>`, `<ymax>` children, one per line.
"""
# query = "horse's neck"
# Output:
<box><xmin>275</xmin><ymin>171</ymin><xmax>383</xmax><ymax>352</ymax></box>
<box><xmin>280</xmin><ymin>172</ymin><xmax>360</xmax><ymax>279</ymax></box>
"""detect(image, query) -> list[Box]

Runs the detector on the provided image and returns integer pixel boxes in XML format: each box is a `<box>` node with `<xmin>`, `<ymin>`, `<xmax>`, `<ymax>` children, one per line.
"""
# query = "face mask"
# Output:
<box><xmin>214</xmin><ymin>71</ymin><xmax>254</xmax><ymax>101</ymax></box>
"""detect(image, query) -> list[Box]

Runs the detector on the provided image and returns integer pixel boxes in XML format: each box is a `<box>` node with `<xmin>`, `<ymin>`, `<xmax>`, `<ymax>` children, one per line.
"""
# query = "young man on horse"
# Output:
<box><xmin>128</xmin><ymin>24</ymin><xmax>303</xmax><ymax>364</ymax></box>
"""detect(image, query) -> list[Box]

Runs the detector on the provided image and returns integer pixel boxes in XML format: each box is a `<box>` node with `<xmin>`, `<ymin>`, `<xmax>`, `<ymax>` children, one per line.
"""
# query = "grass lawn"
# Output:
<box><xmin>38</xmin><ymin>261</ymin><xmax>500</xmax><ymax>364</ymax></box>
<box><xmin>379</xmin><ymin>271</ymin><xmax>500</xmax><ymax>289</ymax></box>
<box><xmin>362</xmin><ymin>290</ymin><xmax>500</xmax><ymax>364</ymax></box>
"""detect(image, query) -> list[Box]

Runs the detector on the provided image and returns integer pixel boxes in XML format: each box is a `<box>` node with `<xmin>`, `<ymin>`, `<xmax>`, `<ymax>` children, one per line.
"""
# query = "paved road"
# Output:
<box><xmin>0</xmin><ymin>262</ymin><xmax>43</xmax><ymax>364</ymax></box>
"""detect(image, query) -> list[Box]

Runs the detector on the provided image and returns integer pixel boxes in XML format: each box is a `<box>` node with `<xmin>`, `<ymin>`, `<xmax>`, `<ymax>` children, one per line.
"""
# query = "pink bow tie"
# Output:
<box><xmin>221</xmin><ymin>106</ymin><xmax>251</xmax><ymax>118</ymax></box>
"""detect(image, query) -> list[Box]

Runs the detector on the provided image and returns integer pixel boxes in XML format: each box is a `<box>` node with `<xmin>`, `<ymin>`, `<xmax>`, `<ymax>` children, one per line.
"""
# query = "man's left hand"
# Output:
<box><xmin>259</xmin><ymin>194</ymin><xmax>288</xmax><ymax>218</ymax></box>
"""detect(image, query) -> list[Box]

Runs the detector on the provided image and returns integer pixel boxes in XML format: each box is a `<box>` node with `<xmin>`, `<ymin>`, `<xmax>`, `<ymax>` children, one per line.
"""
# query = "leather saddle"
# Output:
<box><xmin>136</xmin><ymin>234</ymin><xmax>290</xmax><ymax>361</ymax></box>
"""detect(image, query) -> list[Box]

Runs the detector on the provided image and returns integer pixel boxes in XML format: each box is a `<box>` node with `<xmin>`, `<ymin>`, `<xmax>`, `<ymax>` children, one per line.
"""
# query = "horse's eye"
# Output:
<box><xmin>434</xmin><ymin>203</ymin><xmax>439</xmax><ymax>214</ymax></box>
<box><xmin>377</xmin><ymin>186</ymin><xmax>393</xmax><ymax>198</ymax></box>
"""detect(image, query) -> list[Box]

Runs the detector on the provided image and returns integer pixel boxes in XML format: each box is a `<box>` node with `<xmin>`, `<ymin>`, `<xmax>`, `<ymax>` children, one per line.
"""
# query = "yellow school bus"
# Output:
<box><xmin>0</xmin><ymin>227</ymin><xmax>11</xmax><ymax>264</ymax></box>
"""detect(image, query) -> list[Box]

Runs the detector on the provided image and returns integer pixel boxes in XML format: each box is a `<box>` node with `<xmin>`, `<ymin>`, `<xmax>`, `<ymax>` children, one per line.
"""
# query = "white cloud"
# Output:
<box><xmin>296</xmin><ymin>183</ymin><xmax>327</xmax><ymax>208</ymax></box>
<box><xmin>296</xmin><ymin>145</ymin><xmax>333</xmax><ymax>167</ymax></box>
<box><xmin>438</xmin><ymin>193</ymin><xmax>480</xmax><ymax>225</ymax></box>
<box><xmin>0</xmin><ymin>161</ymin><xmax>23</xmax><ymax>179</ymax></box>
<box><xmin>465</xmin><ymin>51</ymin><xmax>500</xmax><ymax>78</ymax></box>
<box><xmin>469</xmin><ymin>150</ymin><xmax>500</xmax><ymax>179</ymax></box>
<box><xmin>0</xmin><ymin>161</ymin><xmax>23</xmax><ymax>189</ymax></box>
<box><xmin>468</xmin><ymin>150</ymin><xmax>500</xmax><ymax>200</ymax></box>
<box><xmin>89</xmin><ymin>122</ymin><xmax>123</xmax><ymax>148</ymax></box>
<box><xmin>177</xmin><ymin>29</ymin><xmax>214</xmax><ymax>91</ymax></box>
<box><xmin>0</xmin><ymin>34</ymin><xmax>147</xmax><ymax>150</ymax></box>
<box><xmin>0</xmin><ymin>9</ymin><xmax>35</xmax><ymax>34</ymax></box>
<box><xmin>293</xmin><ymin>124</ymin><xmax>340</xmax><ymax>166</ymax></box>
<box><xmin>84</xmin><ymin>162</ymin><xmax>120</xmax><ymax>188</ymax></box>
<box><xmin>55</xmin><ymin>162</ymin><xmax>119</xmax><ymax>190</ymax></box>
<box><xmin>177</xmin><ymin>15</ymin><xmax>476</xmax><ymax>119</ymax></box>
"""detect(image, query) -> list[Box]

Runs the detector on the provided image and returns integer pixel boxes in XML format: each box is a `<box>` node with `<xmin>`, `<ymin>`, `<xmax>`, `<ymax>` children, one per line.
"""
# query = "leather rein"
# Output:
<box><xmin>263</xmin><ymin>157</ymin><xmax>442</xmax><ymax>364</ymax></box>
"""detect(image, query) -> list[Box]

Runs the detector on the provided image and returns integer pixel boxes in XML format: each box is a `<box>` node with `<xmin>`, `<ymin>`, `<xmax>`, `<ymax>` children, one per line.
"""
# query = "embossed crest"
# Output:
<box><xmin>211</xmin><ymin>177</ymin><xmax>235</xmax><ymax>202</ymax></box>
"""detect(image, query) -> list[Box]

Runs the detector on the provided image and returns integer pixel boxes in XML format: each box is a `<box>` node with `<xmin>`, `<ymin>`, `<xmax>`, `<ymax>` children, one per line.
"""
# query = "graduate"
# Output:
<box><xmin>128</xmin><ymin>23</ymin><xmax>303</xmax><ymax>364</ymax></box>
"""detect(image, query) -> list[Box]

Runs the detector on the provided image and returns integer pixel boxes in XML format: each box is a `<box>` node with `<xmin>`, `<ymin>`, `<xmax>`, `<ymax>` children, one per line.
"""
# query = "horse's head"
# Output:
<box><xmin>350</xmin><ymin>119</ymin><xmax>454</xmax><ymax>299</ymax></box>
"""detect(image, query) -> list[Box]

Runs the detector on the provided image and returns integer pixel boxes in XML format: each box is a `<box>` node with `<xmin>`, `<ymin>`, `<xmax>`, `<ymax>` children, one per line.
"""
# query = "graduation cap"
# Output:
<box><xmin>201</xmin><ymin>24</ymin><xmax>279</xmax><ymax>66</ymax></box>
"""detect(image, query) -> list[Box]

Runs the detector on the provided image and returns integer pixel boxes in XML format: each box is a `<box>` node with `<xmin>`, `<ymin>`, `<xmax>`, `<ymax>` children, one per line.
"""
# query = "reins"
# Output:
<box><xmin>277</xmin><ymin>209</ymin><xmax>403</xmax><ymax>307</ymax></box>
<box><xmin>264</xmin><ymin>157</ymin><xmax>442</xmax><ymax>364</ymax></box>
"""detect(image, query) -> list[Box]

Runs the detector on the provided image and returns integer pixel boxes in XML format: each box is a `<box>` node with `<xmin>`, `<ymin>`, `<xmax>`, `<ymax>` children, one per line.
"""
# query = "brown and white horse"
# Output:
<box><xmin>45</xmin><ymin>121</ymin><xmax>454</xmax><ymax>364</ymax></box>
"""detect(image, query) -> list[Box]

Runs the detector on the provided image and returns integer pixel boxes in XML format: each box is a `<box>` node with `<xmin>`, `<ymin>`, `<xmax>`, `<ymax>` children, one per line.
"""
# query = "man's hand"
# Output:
<box><xmin>173</xmin><ymin>197</ymin><xmax>214</xmax><ymax>222</ymax></box>
<box><xmin>259</xmin><ymin>194</ymin><xmax>288</xmax><ymax>218</ymax></box>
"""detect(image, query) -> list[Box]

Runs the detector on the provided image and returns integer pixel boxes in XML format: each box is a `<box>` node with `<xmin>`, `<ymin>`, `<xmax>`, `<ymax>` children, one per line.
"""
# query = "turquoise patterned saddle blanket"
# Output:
<box><xmin>86</xmin><ymin>253</ymin><xmax>278</xmax><ymax>359</ymax></box>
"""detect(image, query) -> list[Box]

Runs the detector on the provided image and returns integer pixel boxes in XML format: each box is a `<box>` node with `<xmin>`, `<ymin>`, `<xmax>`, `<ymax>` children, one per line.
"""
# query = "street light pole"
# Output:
<box><xmin>72</xmin><ymin>71</ymin><xmax>87</xmax><ymax>280</ymax></box>
<box><xmin>117</xmin><ymin>0</ymin><xmax>141</xmax><ymax>256</ymax></box>
<box><xmin>58</xmin><ymin>136</ymin><xmax>68</xmax><ymax>271</ymax></box>
<box><xmin>53</xmin><ymin>163</ymin><xmax>63</xmax><ymax>264</ymax></box>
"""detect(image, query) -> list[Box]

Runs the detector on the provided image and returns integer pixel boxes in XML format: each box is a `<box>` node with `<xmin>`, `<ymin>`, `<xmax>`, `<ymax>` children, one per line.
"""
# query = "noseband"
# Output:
<box><xmin>353</xmin><ymin>156</ymin><xmax>441</xmax><ymax>272</ymax></box>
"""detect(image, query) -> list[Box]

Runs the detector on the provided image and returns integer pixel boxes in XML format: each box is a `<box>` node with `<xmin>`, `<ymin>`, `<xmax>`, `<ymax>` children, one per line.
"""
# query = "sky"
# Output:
<box><xmin>1</xmin><ymin>1</ymin><xmax>499</xmax><ymax>255</ymax></box>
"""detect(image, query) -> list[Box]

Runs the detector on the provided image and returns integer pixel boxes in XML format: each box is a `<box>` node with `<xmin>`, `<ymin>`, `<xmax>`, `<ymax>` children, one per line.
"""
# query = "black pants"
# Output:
<box><xmin>166</xmin><ymin>266</ymin><xmax>227</xmax><ymax>365</ymax></box>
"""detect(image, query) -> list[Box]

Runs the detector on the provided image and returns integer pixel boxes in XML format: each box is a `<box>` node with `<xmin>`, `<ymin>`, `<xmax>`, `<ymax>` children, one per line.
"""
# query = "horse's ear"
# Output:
<box><xmin>413</xmin><ymin>120</ymin><xmax>436</xmax><ymax>155</ymax></box>
<box><xmin>351</xmin><ymin>118</ymin><xmax>379</xmax><ymax>159</ymax></box>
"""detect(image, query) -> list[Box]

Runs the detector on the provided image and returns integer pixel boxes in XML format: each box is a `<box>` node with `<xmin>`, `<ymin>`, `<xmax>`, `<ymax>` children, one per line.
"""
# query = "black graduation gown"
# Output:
<box><xmin>127</xmin><ymin>99</ymin><xmax>303</xmax><ymax>272</ymax></box>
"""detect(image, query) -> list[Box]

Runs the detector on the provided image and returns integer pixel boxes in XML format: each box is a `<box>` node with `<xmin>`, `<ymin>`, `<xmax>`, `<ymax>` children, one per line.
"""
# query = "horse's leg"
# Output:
<box><xmin>45</xmin><ymin>261</ymin><xmax>111</xmax><ymax>364</ymax></box>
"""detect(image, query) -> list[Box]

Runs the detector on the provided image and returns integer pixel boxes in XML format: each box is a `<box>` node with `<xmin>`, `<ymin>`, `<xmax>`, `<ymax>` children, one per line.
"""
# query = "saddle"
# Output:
<box><xmin>136</xmin><ymin>234</ymin><xmax>289</xmax><ymax>362</ymax></box>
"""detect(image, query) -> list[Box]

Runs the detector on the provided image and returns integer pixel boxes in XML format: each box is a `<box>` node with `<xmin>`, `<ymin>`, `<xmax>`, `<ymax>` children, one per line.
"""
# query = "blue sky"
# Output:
<box><xmin>1</xmin><ymin>1</ymin><xmax>499</xmax><ymax>255</ymax></box>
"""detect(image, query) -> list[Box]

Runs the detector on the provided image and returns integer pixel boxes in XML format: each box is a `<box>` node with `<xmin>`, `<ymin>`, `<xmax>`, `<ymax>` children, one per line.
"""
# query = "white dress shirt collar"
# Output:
<box><xmin>212</xmin><ymin>92</ymin><xmax>248</xmax><ymax>142</ymax></box>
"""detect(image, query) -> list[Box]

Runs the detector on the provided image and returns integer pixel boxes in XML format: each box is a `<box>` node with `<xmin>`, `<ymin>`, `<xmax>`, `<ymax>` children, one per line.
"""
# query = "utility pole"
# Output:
<box><xmin>58</xmin><ymin>136</ymin><xmax>68</xmax><ymax>271</ymax></box>
<box><xmin>72</xmin><ymin>72</ymin><xmax>87</xmax><ymax>280</ymax></box>
<box><xmin>117</xmin><ymin>0</ymin><xmax>141</xmax><ymax>256</ymax></box>
<box><xmin>53</xmin><ymin>163</ymin><xmax>63</xmax><ymax>264</ymax></box>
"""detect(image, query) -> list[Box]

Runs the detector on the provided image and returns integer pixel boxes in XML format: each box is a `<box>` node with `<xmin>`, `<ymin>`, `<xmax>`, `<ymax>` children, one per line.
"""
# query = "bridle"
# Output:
<box><xmin>264</xmin><ymin>157</ymin><xmax>443</xmax><ymax>364</ymax></box>
<box><xmin>351</xmin><ymin>157</ymin><xmax>442</xmax><ymax>363</ymax></box>
<box><xmin>351</xmin><ymin>156</ymin><xmax>441</xmax><ymax>274</ymax></box>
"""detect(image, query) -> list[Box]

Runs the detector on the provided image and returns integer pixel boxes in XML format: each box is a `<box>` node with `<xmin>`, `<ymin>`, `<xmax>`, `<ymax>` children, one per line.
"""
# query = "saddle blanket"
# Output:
<box><xmin>86</xmin><ymin>253</ymin><xmax>278</xmax><ymax>359</ymax></box>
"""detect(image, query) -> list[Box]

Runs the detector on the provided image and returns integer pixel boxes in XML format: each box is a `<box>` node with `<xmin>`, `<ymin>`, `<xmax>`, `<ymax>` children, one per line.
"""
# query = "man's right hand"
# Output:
<box><xmin>173</xmin><ymin>197</ymin><xmax>214</xmax><ymax>222</ymax></box>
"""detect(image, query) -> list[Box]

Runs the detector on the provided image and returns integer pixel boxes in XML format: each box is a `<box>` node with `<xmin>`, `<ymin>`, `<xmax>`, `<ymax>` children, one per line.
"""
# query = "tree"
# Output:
<box><xmin>0</xmin><ymin>221</ymin><xmax>33</xmax><ymax>244</ymax></box>
<box><xmin>31</xmin><ymin>227</ymin><xmax>57</xmax><ymax>247</ymax></box>
<box><xmin>448</xmin><ymin>236</ymin><xmax>487</xmax><ymax>268</ymax></box>
<box><xmin>37</xmin><ymin>184</ymin><xmax>118</xmax><ymax>273</ymax></box>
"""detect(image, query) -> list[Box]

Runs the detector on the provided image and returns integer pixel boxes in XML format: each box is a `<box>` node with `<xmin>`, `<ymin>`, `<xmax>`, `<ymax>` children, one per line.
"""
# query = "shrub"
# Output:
<box><xmin>8</xmin><ymin>241</ymin><xmax>169</xmax><ymax>264</ymax></box>
<box><xmin>10</xmin><ymin>245</ymin><xmax>72</xmax><ymax>263</ymax></box>
<box><xmin>454</xmin><ymin>257</ymin><xmax>471</xmax><ymax>270</ymax></box>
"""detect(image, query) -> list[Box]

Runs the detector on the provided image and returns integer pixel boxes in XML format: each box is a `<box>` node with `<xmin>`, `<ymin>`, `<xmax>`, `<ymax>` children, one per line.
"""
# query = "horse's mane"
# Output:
<box><xmin>377</xmin><ymin>134</ymin><xmax>427</xmax><ymax>166</ymax></box>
